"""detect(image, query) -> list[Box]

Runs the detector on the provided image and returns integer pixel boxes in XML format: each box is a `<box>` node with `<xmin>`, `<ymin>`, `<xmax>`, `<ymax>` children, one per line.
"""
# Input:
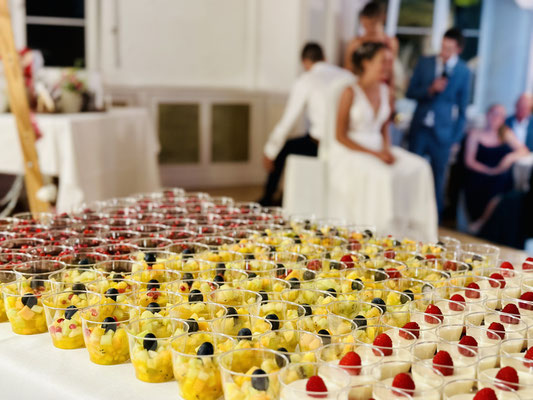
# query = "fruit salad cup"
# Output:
<box><xmin>129</xmin><ymin>268</ymin><xmax>181</xmax><ymax>292</ymax></box>
<box><xmin>42</xmin><ymin>290</ymin><xmax>102</xmax><ymax>348</ymax></box>
<box><xmin>195</xmin><ymin>235</ymin><xmax>236</xmax><ymax>251</ymax></box>
<box><xmin>256</xmin><ymin>300</ymin><xmax>306</xmax><ymax>330</ymax></box>
<box><xmin>127</xmin><ymin>316</ymin><xmax>189</xmax><ymax>383</ymax></box>
<box><xmin>225</xmin><ymin>259</ymin><xmax>279</xmax><ymax>278</ymax></box>
<box><xmin>129</xmin><ymin>248</ymin><xmax>178</xmax><ymax>270</ymax></box>
<box><xmin>461</xmin><ymin>244</ymin><xmax>500</xmax><ymax>270</ymax></box>
<box><xmin>235</xmin><ymin>277</ymin><xmax>291</xmax><ymax>301</ymax></box>
<box><xmin>49</xmin><ymin>268</ymin><xmax>106</xmax><ymax>292</ymax></box>
<box><xmin>319</xmin><ymin>342</ymin><xmax>384</xmax><ymax>400</ymax></box>
<box><xmin>130</xmin><ymin>289</ymin><xmax>182</xmax><ymax>319</ymax></box>
<box><xmin>57</xmin><ymin>252</ymin><xmax>109</xmax><ymax>269</ymax></box>
<box><xmin>81</xmin><ymin>303</ymin><xmax>134</xmax><ymax>364</ymax></box>
<box><xmin>281</xmin><ymin>288</ymin><xmax>335</xmax><ymax>315</ymax></box>
<box><xmin>279</xmin><ymin>362</ymin><xmax>350</xmax><ymax>399</ymax></box>
<box><xmin>94</xmin><ymin>259</ymin><xmax>139</xmax><ymax>280</ymax></box>
<box><xmin>342</xmin><ymin>265</ymin><xmax>391</xmax><ymax>290</ymax></box>
<box><xmin>170</xmin><ymin>302</ymin><xmax>227</xmax><ymax>331</ymax></box>
<box><xmin>326</xmin><ymin>300</ymin><xmax>382</xmax><ymax>327</ymax></box>
<box><xmin>195</xmin><ymin>249</ymin><xmax>245</xmax><ymax>264</ymax></box>
<box><xmin>172</xmin><ymin>331</ymin><xmax>236</xmax><ymax>400</ymax></box>
<box><xmin>207</xmin><ymin>288</ymin><xmax>262</xmax><ymax>315</ymax></box>
<box><xmin>402</xmin><ymin>264</ymin><xmax>451</xmax><ymax>290</ymax></box>
<box><xmin>211</xmin><ymin>314</ymin><xmax>272</xmax><ymax>342</ymax></box>
<box><xmin>301</xmin><ymin>278</ymin><xmax>364</xmax><ymax>300</ymax></box>
<box><xmin>220</xmin><ymin>348</ymin><xmax>289</xmax><ymax>400</ymax></box>
<box><xmin>89</xmin><ymin>276</ymin><xmax>138</xmax><ymax>303</ymax></box>
<box><xmin>0</xmin><ymin>269</ymin><xmax>18</xmax><ymax>322</ymax></box>
<box><xmin>358</xmin><ymin>288</ymin><xmax>413</xmax><ymax>316</ymax></box>
<box><xmin>195</xmin><ymin>267</ymin><xmax>249</xmax><ymax>287</ymax></box>
<box><xmin>258</xmin><ymin>329</ymin><xmax>322</xmax><ymax>363</ymax></box>
<box><xmin>297</xmin><ymin>314</ymin><xmax>356</xmax><ymax>344</ymax></box>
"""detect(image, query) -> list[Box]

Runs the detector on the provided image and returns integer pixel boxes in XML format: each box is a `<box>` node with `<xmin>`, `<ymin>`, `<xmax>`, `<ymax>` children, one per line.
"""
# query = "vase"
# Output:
<box><xmin>60</xmin><ymin>90</ymin><xmax>83</xmax><ymax>113</ymax></box>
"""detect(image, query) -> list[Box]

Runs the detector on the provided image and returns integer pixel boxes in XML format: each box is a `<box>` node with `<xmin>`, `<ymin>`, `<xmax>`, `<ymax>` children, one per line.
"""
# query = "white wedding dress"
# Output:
<box><xmin>327</xmin><ymin>82</ymin><xmax>438</xmax><ymax>240</ymax></box>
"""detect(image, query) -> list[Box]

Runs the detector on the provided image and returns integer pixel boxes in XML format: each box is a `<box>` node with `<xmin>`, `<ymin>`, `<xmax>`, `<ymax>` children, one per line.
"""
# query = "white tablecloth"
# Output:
<box><xmin>0</xmin><ymin>323</ymin><xmax>178</xmax><ymax>399</ymax></box>
<box><xmin>514</xmin><ymin>154</ymin><xmax>533</xmax><ymax>192</ymax></box>
<box><xmin>0</xmin><ymin>108</ymin><xmax>161</xmax><ymax>212</ymax></box>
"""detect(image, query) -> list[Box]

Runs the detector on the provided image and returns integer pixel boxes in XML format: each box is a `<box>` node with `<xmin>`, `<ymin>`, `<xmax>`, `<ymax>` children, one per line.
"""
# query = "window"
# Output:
<box><xmin>387</xmin><ymin>0</ymin><xmax>483</xmax><ymax>102</ymax></box>
<box><xmin>25</xmin><ymin>0</ymin><xmax>86</xmax><ymax>67</ymax></box>
<box><xmin>397</xmin><ymin>0</ymin><xmax>435</xmax><ymax>73</ymax></box>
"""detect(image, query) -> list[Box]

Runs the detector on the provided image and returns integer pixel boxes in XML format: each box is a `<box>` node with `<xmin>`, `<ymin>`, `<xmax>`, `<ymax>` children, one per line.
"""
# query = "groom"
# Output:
<box><xmin>407</xmin><ymin>28</ymin><xmax>471</xmax><ymax>218</ymax></box>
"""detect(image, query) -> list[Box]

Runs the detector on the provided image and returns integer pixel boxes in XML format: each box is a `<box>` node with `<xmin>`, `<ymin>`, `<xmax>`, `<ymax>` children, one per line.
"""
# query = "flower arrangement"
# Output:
<box><xmin>60</xmin><ymin>69</ymin><xmax>87</xmax><ymax>94</ymax></box>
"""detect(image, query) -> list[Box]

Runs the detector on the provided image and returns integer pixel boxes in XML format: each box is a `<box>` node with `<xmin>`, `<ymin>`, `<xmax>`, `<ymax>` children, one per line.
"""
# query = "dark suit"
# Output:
<box><xmin>505</xmin><ymin>115</ymin><xmax>533</xmax><ymax>151</ymax></box>
<box><xmin>407</xmin><ymin>55</ymin><xmax>471</xmax><ymax>216</ymax></box>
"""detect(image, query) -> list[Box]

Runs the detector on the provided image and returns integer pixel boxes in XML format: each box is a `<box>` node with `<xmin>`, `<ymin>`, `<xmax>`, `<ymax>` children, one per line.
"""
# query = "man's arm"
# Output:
<box><xmin>263</xmin><ymin>78</ymin><xmax>308</xmax><ymax>160</ymax></box>
<box><xmin>406</xmin><ymin>58</ymin><xmax>432</xmax><ymax>101</ymax></box>
<box><xmin>452</xmin><ymin>67</ymin><xmax>471</xmax><ymax>143</ymax></box>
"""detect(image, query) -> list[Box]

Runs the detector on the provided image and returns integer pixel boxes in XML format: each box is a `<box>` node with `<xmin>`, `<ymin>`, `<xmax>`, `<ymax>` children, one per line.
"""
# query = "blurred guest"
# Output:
<box><xmin>344</xmin><ymin>1</ymin><xmax>401</xmax><ymax>96</ymax></box>
<box><xmin>407</xmin><ymin>28</ymin><xmax>471</xmax><ymax>217</ymax></box>
<box><xmin>505</xmin><ymin>93</ymin><xmax>533</xmax><ymax>151</ymax></box>
<box><xmin>464</xmin><ymin>104</ymin><xmax>529</xmax><ymax>234</ymax></box>
<box><xmin>328</xmin><ymin>42</ymin><xmax>437</xmax><ymax>239</ymax></box>
<box><xmin>259</xmin><ymin>43</ymin><xmax>351</xmax><ymax>206</ymax></box>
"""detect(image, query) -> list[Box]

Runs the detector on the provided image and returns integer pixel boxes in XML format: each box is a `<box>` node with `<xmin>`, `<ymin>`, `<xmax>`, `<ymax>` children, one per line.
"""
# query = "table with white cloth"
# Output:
<box><xmin>513</xmin><ymin>154</ymin><xmax>533</xmax><ymax>192</ymax></box>
<box><xmin>0</xmin><ymin>323</ymin><xmax>178</xmax><ymax>399</ymax></box>
<box><xmin>0</xmin><ymin>108</ymin><xmax>161</xmax><ymax>212</ymax></box>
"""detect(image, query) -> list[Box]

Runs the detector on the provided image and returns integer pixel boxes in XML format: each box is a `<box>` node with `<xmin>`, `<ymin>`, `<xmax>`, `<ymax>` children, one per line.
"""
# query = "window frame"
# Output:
<box><xmin>10</xmin><ymin>0</ymin><xmax>97</xmax><ymax>69</ymax></box>
<box><xmin>386</xmin><ymin>0</ymin><xmax>483</xmax><ymax>106</ymax></box>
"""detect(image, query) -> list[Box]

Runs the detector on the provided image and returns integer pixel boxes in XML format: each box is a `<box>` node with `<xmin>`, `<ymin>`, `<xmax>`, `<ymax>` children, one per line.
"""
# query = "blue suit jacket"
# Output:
<box><xmin>505</xmin><ymin>115</ymin><xmax>533</xmax><ymax>151</ymax></box>
<box><xmin>407</xmin><ymin>56</ymin><xmax>471</xmax><ymax>145</ymax></box>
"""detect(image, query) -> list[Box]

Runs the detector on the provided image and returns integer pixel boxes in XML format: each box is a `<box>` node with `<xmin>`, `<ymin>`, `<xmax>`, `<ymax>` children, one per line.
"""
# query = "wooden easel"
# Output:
<box><xmin>0</xmin><ymin>0</ymin><xmax>49</xmax><ymax>213</ymax></box>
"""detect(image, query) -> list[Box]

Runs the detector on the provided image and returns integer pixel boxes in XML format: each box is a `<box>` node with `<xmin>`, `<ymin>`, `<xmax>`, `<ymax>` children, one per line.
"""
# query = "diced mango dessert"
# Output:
<box><xmin>172</xmin><ymin>332</ymin><xmax>235</xmax><ymax>400</ymax></box>
<box><xmin>4</xmin><ymin>291</ymin><xmax>48</xmax><ymax>334</ymax></box>
<box><xmin>42</xmin><ymin>291</ymin><xmax>102</xmax><ymax>349</ymax></box>
<box><xmin>128</xmin><ymin>317</ymin><xmax>188</xmax><ymax>383</ymax></box>
<box><xmin>81</xmin><ymin>304</ymin><xmax>133</xmax><ymax>364</ymax></box>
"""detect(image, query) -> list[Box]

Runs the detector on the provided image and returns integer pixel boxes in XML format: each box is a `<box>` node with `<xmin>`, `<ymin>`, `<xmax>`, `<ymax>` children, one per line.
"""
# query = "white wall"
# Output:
<box><xmin>97</xmin><ymin>0</ymin><xmax>317</xmax><ymax>92</ymax></box>
<box><xmin>100</xmin><ymin>0</ymin><xmax>252</xmax><ymax>88</ymax></box>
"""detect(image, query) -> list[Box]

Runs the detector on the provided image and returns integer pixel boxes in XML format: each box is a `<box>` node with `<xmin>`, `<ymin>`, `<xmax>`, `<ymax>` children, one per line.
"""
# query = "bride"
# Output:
<box><xmin>327</xmin><ymin>42</ymin><xmax>437</xmax><ymax>239</ymax></box>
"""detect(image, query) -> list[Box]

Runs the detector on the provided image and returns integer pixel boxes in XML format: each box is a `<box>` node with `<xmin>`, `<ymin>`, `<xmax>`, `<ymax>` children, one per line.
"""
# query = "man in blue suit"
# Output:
<box><xmin>407</xmin><ymin>28</ymin><xmax>471</xmax><ymax>217</ymax></box>
<box><xmin>505</xmin><ymin>93</ymin><xmax>533</xmax><ymax>151</ymax></box>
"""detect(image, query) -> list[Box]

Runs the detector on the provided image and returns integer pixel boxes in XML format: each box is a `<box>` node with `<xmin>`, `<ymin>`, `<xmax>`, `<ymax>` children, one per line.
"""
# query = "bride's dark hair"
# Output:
<box><xmin>351</xmin><ymin>42</ymin><xmax>387</xmax><ymax>75</ymax></box>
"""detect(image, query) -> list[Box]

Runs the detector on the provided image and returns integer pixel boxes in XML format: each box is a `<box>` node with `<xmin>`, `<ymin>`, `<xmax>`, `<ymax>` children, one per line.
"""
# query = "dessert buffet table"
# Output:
<box><xmin>0</xmin><ymin>323</ymin><xmax>178</xmax><ymax>399</ymax></box>
<box><xmin>0</xmin><ymin>108</ymin><xmax>161</xmax><ymax>212</ymax></box>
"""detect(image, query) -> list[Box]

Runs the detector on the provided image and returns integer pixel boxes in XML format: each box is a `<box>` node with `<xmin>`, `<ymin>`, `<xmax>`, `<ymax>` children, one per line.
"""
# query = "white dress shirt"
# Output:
<box><xmin>264</xmin><ymin>62</ymin><xmax>352</xmax><ymax>160</ymax></box>
<box><xmin>512</xmin><ymin>117</ymin><xmax>530</xmax><ymax>145</ymax></box>
<box><xmin>424</xmin><ymin>55</ymin><xmax>459</xmax><ymax>127</ymax></box>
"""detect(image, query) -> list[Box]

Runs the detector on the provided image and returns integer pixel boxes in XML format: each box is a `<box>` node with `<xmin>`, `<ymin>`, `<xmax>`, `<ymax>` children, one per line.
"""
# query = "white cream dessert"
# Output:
<box><xmin>478</xmin><ymin>367</ymin><xmax>533</xmax><ymax>398</ymax></box>
<box><xmin>435</xmin><ymin>300</ymin><xmax>467</xmax><ymax>325</ymax></box>
<box><xmin>413</xmin><ymin>349</ymin><xmax>476</xmax><ymax>386</ymax></box>
<box><xmin>280</xmin><ymin>378</ymin><xmax>344</xmax><ymax>400</ymax></box>
<box><xmin>375</xmin><ymin>378</ymin><xmax>440</xmax><ymax>400</ymax></box>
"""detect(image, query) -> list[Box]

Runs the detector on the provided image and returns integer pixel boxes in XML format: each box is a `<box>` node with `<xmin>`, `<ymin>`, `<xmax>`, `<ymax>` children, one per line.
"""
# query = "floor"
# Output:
<box><xmin>195</xmin><ymin>184</ymin><xmax>529</xmax><ymax>262</ymax></box>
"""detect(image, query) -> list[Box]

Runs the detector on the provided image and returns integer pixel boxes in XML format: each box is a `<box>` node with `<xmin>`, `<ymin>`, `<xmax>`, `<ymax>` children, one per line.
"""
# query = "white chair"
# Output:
<box><xmin>282</xmin><ymin>74</ymin><xmax>356</xmax><ymax>218</ymax></box>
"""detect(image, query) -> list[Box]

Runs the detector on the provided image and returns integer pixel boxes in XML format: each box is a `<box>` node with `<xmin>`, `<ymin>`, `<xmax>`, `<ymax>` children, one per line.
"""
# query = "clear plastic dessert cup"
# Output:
<box><xmin>219</xmin><ymin>348</ymin><xmax>289</xmax><ymax>400</ymax></box>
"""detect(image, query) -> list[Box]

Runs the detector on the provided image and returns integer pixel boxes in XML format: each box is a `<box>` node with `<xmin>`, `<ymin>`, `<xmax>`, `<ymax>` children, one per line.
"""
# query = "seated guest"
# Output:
<box><xmin>327</xmin><ymin>42</ymin><xmax>437</xmax><ymax>239</ymax></box>
<box><xmin>505</xmin><ymin>93</ymin><xmax>533</xmax><ymax>151</ymax></box>
<box><xmin>464</xmin><ymin>104</ymin><xmax>529</xmax><ymax>233</ymax></box>
<box><xmin>259</xmin><ymin>42</ymin><xmax>351</xmax><ymax>206</ymax></box>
